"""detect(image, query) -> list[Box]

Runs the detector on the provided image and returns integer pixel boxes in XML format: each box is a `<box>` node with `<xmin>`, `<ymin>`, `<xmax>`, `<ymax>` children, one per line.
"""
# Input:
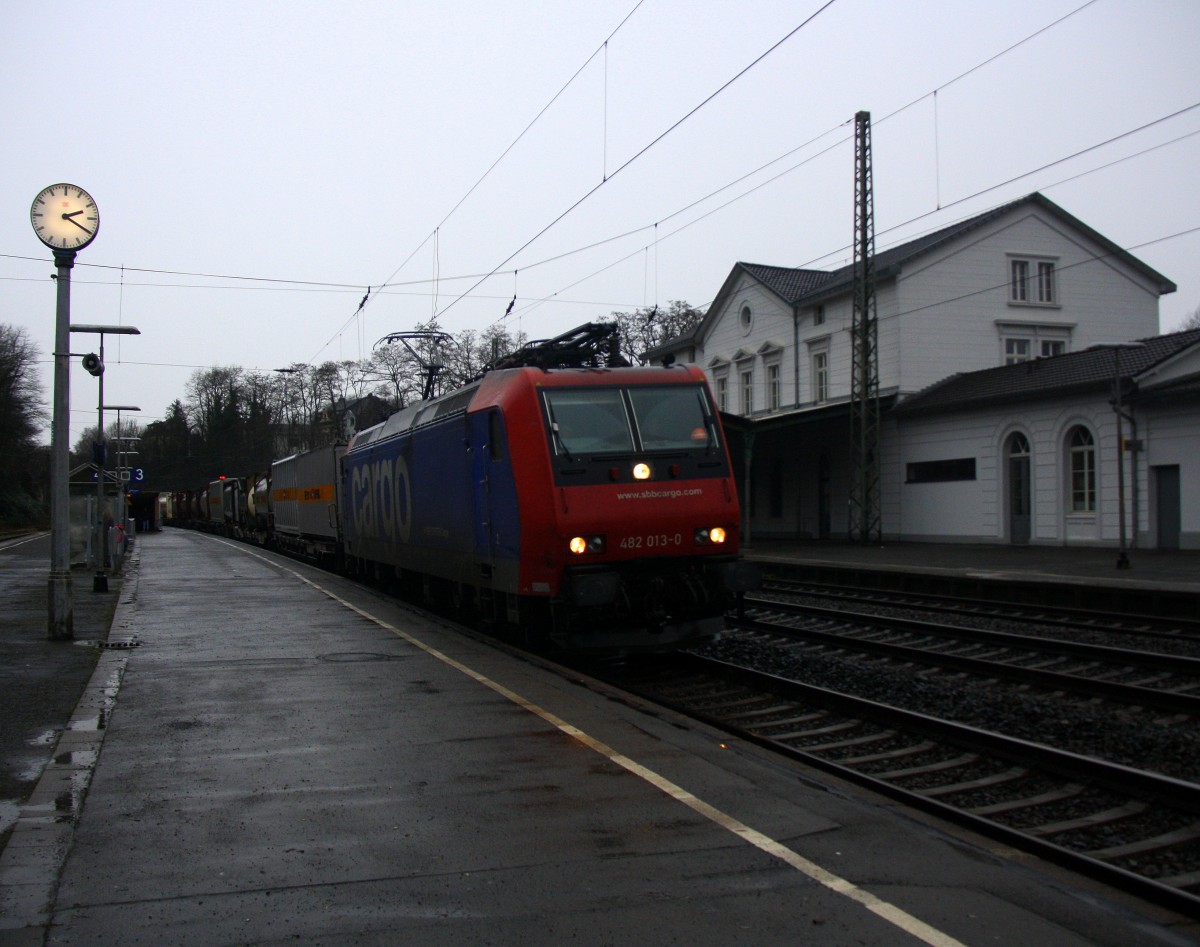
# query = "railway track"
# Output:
<box><xmin>607</xmin><ymin>650</ymin><xmax>1200</xmax><ymax>919</ymax></box>
<box><xmin>761</xmin><ymin>574</ymin><xmax>1200</xmax><ymax>644</ymax></box>
<box><xmin>737</xmin><ymin>596</ymin><xmax>1200</xmax><ymax>718</ymax></box>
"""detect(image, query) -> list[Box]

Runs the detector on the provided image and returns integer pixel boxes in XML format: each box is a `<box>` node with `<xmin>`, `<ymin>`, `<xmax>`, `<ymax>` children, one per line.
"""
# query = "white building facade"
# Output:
<box><xmin>647</xmin><ymin>194</ymin><xmax>1197</xmax><ymax>548</ymax></box>
<box><xmin>892</xmin><ymin>334</ymin><xmax>1200</xmax><ymax>549</ymax></box>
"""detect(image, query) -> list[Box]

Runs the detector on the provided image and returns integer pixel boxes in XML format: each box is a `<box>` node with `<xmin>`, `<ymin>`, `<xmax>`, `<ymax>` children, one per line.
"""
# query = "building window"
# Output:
<box><xmin>998</xmin><ymin>323</ymin><xmax>1071</xmax><ymax>365</ymax></box>
<box><xmin>906</xmin><ymin>458</ymin><xmax>977</xmax><ymax>484</ymax></box>
<box><xmin>812</xmin><ymin>351</ymin><xmax>828</xmax><ymax>403</ymax></box>
<box><xmin>1037</xmin><ymin>261</ymin><xmax>1056</xmax><ymax>303</ymax></box>
<box><xmin>1010</xmin><ymin>257</ymin><xmax>1058</xmax><ymax>305</ymax></box>
<box><xmin>1005</xmin><ymin>338</ymin><xmax>1031</xmax><ymax>364</ymax></box>
<box><xmin>741</xmin><ymin>370</ymin><xmax>753</xmax><ymax>414</ymax></box>
<box><xmin>715</xmin><ymin>375</ymin><xmax>727</xmax><ymax>412</ymax></box>
<box><xmin>1011</xmin><ymin>260</ymin><xmax>1029</xmax><ymax>302</ymax></box>
<box><xmin>1068</xmin><ymin>426</ymin><xmax>1096</xmax><ymax>513</ymax></box>
<box><xmin>813</xmin><ymin>305</ymin><xmax>825</xmax><ymax>326</ymax></box>
<box><xmin>740</xmin><ymin>304</ymin><xmax>753</xmax><ymax>335</ymax></box>
<box><xmin>767</xmin><ymin>364</ymin><xmax>781</xmax><ymax>411</ymax></box>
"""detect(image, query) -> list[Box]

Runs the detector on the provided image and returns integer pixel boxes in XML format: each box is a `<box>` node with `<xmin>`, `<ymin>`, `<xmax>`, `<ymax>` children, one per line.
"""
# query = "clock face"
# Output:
<box><xmin>30</xmin><ymin>183</ymin><xmax>100</xmax><ymax>251</ymax></box>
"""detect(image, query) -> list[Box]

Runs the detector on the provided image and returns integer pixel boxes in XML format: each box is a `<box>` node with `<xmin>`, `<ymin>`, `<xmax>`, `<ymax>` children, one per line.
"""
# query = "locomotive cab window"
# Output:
<box><xmin>545</xmin><ymin>389</ymin><xmax>634</xmax><ymax>455</ymax></box>
<box><xmin>628</xmin><ymin>386</ymin><xmax>717</xmax><ymax>451</ymax></box>
<box><xmin>544</xmin><ymin>385</ymin><xmax>719</xmax><ymax>457</ymax></box>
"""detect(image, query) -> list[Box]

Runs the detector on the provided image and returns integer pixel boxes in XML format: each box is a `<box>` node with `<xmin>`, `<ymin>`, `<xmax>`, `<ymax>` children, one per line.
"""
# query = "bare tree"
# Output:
<box><xmin>0</xmin><ymin>325</ymin><xmax>48</xmax><ymax>524</ymax></box>
<box><xmin>367</xmin><ymin>343</ymin><xmax>421</xmax><ymax>408</ymax></box>
<box><xmin>139</xmin><ymin>401</ymin><xmax>192</xmax><ymax>490</ymax></box>
<box><xmin>443</xmin><ymin>322</ymin><xmax>527</xmax><ymax>386</ymax></box>
<box><xmin>606</xmin><ymin>300</ymin><xmax>705</xmax><ymax>364</ymax></box>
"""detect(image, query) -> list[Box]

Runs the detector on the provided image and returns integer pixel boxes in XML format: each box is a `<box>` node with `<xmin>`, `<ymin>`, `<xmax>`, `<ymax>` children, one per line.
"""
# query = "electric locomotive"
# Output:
<box><xmin>341</xmin><ymin>323</ymin><xmax>757</xmax><ymax>651</ymax></box>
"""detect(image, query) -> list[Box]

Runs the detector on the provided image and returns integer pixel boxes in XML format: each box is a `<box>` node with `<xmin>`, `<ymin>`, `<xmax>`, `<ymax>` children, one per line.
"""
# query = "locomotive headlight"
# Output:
<box><xmin>569</xmin><ymin>535</ymin><xmax>607</xmax><ymax>555</ymax></box>
<box><xmin>695</xmin><ymin>526</ymin><xmax>728</xmax><ymax>544</ymax></box>
<box><xmin>633</xmin><ymin>462</ymin><xmax>652</xmax><ymax>480</ymax></box>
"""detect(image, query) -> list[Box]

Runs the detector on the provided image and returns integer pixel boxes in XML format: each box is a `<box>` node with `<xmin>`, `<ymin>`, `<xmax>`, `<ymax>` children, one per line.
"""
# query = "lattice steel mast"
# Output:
<box><xmin>849</xmin><ymin>110</ymin><xmax>881</xmax><ymax>543</ymax></box>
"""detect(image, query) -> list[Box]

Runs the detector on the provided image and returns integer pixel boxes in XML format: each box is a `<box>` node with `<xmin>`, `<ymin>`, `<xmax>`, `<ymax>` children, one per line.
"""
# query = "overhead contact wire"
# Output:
<box><xmin>434</xmin><ymin>0</ymin><xmax>842</xmax><ymax>320</ymax></box>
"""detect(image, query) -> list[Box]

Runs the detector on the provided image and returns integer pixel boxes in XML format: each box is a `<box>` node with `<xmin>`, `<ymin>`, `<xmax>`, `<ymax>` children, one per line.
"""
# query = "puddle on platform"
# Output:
<box><xmin>17</xmin><ymin>755</ymin><xmax>50</xmax><ymax>783</ymax></box>
<box><xmin>54</xmin><ymin>748</ymin><xmax>99</xmax><ymax>768</ymax></box>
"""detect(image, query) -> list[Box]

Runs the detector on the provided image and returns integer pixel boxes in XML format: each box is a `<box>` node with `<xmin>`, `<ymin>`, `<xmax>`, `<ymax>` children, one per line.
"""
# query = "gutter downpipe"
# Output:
<box><xmin>793</xmin><ymin>304</ymin><xmax>801</xmax><ymax>410</ymax></box>
<box><xmin>1122</xmin><ymin>388</ymin><xmax>1140</xmax><ymax>550</ymax></box>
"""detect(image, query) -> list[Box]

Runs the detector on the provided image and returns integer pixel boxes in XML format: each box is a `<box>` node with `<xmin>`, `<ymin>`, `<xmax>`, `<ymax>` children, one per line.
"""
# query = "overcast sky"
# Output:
<box><xmin>4</xmin><ymin>0</ymin><xmax>1198</xmax><ymax>446</ymax></box>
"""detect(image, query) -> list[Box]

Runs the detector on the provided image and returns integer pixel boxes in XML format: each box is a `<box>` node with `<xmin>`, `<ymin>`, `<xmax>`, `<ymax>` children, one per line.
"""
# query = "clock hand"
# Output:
<box><xmin>64</xmin><ymin>216</ymin><xmax>94</xmax><ymax>235</ymax></box>
<box><xmin>63</xmin><ymin>210</ymin><xmax>85</xmax><ymax>219</ymax></box>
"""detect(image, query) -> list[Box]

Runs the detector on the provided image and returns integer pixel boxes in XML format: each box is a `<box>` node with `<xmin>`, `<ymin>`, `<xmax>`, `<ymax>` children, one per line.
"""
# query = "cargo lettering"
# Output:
<box><xmin>350</xmin><ymin>455</ymin><xmax>411</xmax><ymax>543</ymax></box>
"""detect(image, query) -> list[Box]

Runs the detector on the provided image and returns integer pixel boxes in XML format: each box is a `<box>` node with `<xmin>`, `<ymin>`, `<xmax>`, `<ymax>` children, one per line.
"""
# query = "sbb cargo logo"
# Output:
<box><xmin>349</xmin><ymin>455</ymin><xmax>412</xmax><ymax>543</ymax></box>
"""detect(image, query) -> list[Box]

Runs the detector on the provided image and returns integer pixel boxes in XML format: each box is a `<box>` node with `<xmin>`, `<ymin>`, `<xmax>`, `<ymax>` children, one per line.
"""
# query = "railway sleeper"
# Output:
<box><xmin>1025</xmin><ymin>800</ymin><xmax>1148</xmax><ymax>837</ymax></box>
<box><xmin>1086</xmin><ymin>821</ymin><xmax>1200</xmax><ymax>861</ymax></box>
<box><xmin>917</xmin><ymin>766</ymin><xmax>1029</xmax><ymax>798</ymax></box>
<box><xmin>969</xmin><ymin>783</ymin><xmax>1087</xmax><ymax>816</ymax></box>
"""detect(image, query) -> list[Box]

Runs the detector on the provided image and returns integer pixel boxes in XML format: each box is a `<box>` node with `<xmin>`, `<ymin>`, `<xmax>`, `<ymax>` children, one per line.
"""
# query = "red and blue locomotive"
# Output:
<box><xmin>341</xmin><ymin>324</ymin><xmax>757</xmax><ymax>650</ymax></box>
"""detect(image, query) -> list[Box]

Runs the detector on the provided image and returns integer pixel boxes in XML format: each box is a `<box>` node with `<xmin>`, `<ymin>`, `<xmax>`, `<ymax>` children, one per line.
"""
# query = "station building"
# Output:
<box><xmin>646</xmin><ymin>193</ymin><xmax>1199</xmax><ymax>549</ymax></box>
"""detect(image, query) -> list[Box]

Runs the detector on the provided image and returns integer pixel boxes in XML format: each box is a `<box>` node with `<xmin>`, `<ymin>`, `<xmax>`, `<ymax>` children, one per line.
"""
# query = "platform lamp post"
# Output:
<box><xmin>105</xmin><ymin>407</ymin><xmax>141</xmax><ymax>569</ymax></box>
<box><xmin>72</xmin><ymin>325</ymin><xmax>141</xmax><ymax>589</ymax></box>
<box><xmin>30</xmin><ymin>184</ymin><xmax>100</xmax><ymax>640</ymax></box>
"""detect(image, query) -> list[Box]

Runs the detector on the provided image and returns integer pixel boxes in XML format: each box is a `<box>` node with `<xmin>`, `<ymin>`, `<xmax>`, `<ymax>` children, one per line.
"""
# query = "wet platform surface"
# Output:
<box><xmin>2</xmin><ymin>530</ymin><xmax>1198</xmax><ymax>945</ymax></box>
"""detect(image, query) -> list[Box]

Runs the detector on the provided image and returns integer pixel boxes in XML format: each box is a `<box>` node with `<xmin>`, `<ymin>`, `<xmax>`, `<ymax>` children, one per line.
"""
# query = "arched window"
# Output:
<box><xmin>1008</xmin><ymin>432</ymin><xmax>1030</xmax><ymax>458</ymax></box>
<box><xmin>1068</xmin><ymin>427</ymin><xmax>1095</xmax><ymax>513</ymax></box>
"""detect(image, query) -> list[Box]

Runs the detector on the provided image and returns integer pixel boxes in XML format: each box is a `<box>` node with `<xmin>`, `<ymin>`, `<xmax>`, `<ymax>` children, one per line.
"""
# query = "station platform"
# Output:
<box><xmin>745</xmin><ymin>539</ymin><xmax>1200</xmax><ymax>593</ymax></box>
<box><xmin>2</xmin><ymin>529</ymin><xmax>1198</xmax><ymax>945</ymax></box>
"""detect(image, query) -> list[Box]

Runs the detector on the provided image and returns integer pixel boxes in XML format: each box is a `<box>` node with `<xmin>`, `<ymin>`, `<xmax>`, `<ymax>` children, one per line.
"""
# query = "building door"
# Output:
<box><xmin>817</xmin><ymin>455</ymin><xmax>831</xmax><ymax>540</ymax></box>
<box><xmin>816</xmin><ymin>458</ymin><xmax>835</xmax><ymax>540</ymax></box>
<box><xmin>1155</xmin><ymin>465</ymin><xmax>1181</xmax><ymax>550</ymax></box>
<box><xmin>1007</xmin><ymin>433</ymin><xmax>1031</xmax><ymax>545</ymax></box>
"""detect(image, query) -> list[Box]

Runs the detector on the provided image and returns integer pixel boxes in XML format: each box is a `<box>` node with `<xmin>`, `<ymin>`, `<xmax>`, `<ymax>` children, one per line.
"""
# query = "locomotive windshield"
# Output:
<box><xmin>544</xmin><ymin>384</ymin><xmax>718</xmax><ymax>457</ymax></box>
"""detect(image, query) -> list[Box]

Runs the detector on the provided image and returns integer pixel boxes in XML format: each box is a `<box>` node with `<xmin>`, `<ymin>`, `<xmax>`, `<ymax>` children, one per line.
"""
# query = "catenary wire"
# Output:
<box><xmin>308</xmin><ymin>0</ymin><xmax>651</xmax><ymax>363</ymax></box>
<box><xmin>426</xmin><ymin>0</ymin><xmax>841</xmax><ymax>327</ymax></box>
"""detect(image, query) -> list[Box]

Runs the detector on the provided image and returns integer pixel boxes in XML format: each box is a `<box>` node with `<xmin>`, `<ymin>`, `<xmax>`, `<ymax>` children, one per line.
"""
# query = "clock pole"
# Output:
<box><xmin>48</xmin><ymin>248</ymin><xmax>76</xmax><ymax>639</ymax></box>
<box><xmin>32</xmin><ymin>184</ymin><xmax>101</xmax><ymax>639</ymax></box>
